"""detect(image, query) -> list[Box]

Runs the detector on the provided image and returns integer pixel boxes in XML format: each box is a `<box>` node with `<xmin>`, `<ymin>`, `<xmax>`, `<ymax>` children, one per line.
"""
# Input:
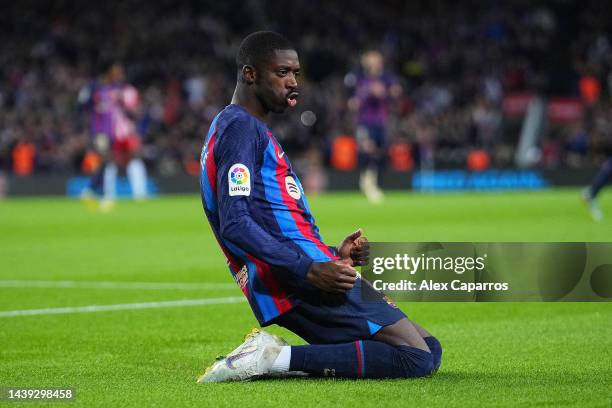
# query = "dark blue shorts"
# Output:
<box><xmin>358</xmin><ymin>124</ymin><xmax>386</xmax><ymax>149</ymax></box>
<box><xmin>271</xmin><ymin>278</ymin><xmax>406</xmax><ymax>344</ymax></box>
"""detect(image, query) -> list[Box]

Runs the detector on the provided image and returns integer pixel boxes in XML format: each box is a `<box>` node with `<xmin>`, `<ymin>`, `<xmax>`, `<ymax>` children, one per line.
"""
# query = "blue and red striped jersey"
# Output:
<box><xmin>200</xmin><ymin>104</ymin><xmax>338</xmax><ymax>325</ymax></box>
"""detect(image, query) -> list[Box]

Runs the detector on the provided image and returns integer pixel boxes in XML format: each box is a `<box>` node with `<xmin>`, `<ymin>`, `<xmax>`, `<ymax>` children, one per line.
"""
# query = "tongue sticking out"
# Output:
<box><xmin>287</xmin><ymin>92</ymin><xmax>299</xmax><ymax>107</ymax></box>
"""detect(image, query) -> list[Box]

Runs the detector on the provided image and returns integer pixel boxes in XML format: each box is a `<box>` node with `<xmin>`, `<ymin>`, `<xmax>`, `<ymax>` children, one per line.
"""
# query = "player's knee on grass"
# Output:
<box><xmin>424</xmin><ymin>336</ymin><xmax>442</xmax><ymax>372</ymax></box>
<box><xmin>395</xmin><ymin>345</ymin><xmax>435</xmax><ymax>378</ymax></box>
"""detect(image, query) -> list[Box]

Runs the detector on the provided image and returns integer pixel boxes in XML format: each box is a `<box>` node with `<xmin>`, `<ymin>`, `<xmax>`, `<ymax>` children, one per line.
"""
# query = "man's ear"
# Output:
<box><xmin>242</xmin><ymin>65</ymin><xmax>256</xmax><ymax>84</ymax></box>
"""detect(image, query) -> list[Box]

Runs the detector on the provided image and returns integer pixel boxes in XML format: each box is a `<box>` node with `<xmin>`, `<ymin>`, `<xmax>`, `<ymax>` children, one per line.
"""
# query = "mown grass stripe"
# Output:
<box><xmin>0</xmin><ymin>296</ymin><xmax>246</xmax><ymax>318</ymax></box>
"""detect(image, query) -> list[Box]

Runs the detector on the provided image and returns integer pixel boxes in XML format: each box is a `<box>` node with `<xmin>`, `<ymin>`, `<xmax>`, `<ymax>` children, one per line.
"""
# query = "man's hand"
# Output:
<box><xmin>337</xmin><ymin>229</ymin><xmax>370</xmax><ymax>267</ymax></box>
<box><xmin>306</xmin><ymin>261</ymin><xmax>358</xmax><ymax>294</ymax></box>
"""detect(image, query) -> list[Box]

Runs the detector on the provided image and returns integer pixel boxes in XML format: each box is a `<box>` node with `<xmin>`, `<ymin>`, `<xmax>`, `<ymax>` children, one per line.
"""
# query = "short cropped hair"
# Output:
<box><xmin>236</xmin><ymin>31</ymin><xmax>294</xmax><ymax>70</ymax></box>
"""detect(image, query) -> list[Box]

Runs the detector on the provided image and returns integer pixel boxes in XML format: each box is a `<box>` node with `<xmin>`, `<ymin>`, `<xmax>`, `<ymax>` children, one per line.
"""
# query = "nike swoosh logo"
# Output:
<box><xmin>277</xmin><ymin>151</ymin><xmax>285</xmax><ymax>159</ymax></box>
<box><xmin>225</xmin><ymin>347</ymin><xmax>257</xmax><ymax>369</ymax></box>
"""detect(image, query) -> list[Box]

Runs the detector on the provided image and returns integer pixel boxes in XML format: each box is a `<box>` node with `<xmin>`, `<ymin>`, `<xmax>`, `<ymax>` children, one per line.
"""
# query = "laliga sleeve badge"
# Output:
<box><xmin>285</xmin><ymin>176</ymin><xmax>301</xmax><ymax>200</ymax></box>
<box><xmin>228</xmin><ymin>163</ymin><xmax>251</xmax><ymax>196</ymax></box>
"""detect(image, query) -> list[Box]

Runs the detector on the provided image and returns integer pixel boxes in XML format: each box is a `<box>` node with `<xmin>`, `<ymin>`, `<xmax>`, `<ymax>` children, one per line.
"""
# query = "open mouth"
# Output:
<box><xmin>286</xmin><ymin>91</ymin><xmax>299</xmax><ymax>107</ymax></box>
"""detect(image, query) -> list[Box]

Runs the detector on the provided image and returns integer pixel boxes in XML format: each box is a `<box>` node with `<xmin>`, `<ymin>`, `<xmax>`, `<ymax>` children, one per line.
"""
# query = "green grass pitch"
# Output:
<box><xmin>0</xmin><ymin>188</ymin><xmax>611</xmax><ymax>407</ymax></box>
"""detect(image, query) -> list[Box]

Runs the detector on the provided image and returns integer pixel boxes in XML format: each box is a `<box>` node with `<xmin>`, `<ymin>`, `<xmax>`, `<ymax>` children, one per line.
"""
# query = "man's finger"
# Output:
<box><xmin>339</xmin><ymin>266</ymin><xmax>357</xmax><ymax>277</ymax></box>
<box><xmin>351</xmin><ymin>249</ymin><xmax>369</xmax><ymax>259</ymax></box>
<box><xmin>332</xmin><ymin>288</ymin><xmax>350</xmax><ymax>294</ymax></box>
<box><xmin>335</xmin><ymin>282</ymin><xmax>355</xmax><ymax>291</ymax></box>
<box><xmin>337</xmin><ymin>257</ymin><xmax>353</xmax><ymax>266</ymax></box>
<box><xmin>337</xmin><ymin>274</ymin><xmax>357</xmax><ymax>284</ymax></box>
<box><xmin>345</xmin><ymin>228</ymin><xmax>363</xmax><ymax>242</ymax></box>
<box><xmin>354</xmin><ymin>236</ymin><xmax>369</xmax><ymax>246</ymax></box>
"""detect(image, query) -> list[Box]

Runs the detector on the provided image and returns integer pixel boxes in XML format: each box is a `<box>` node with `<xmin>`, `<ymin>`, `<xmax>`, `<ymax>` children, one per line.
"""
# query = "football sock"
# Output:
<box><xmin>127</xmin><ymin>158</ymin><xmax>147</xmax><ymax>199</ymax></box>
<box><xmin>103</xmin><ymin>163</ymin><xmax>118</xmax><ymax>201</ymax></box>
<box><xmin>424</xmin><ymin>336</ymin><xmax>442</xmax><ymax>371</ymax></box>
<box><xmin>270</xmin><ymin>346</ymin><xmax>291</xmax><ymax>373</ymax></box>
<box><xmin>590</xmin><ymin>158</ymin><xmax>612</xmax><ymax>198</ymax></box>
<box><xmin>289</xmin><ymin>340</ymin><xmax>433</xmax><ymax>379</ymax></box>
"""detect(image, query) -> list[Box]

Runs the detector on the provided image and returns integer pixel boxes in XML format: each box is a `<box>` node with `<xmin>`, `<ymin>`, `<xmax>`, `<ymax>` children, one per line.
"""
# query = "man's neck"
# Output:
<box><xmin>231</xmin><ymin>85</ymin><xmax>267</xmax><ymax>122</ymax></box>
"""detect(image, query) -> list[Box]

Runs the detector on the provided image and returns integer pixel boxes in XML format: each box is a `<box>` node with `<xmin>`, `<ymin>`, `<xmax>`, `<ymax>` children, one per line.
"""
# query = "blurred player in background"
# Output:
<box><xmin>79</xmin><ymin>61</ymin><xmax>147</xmax><ymax>211</ymax></box>
<box><xmin>583</xmin><ymin>157</ymin><xmax>611</xmax><ymax>221</ymax></box>
<box><xmin>349</xmin><ymin>51</ymin><xmax>402</xmax><ymax>204</ymax></box>
<box><xmin>198</xmin><ymin>31</ymin><xmax>441</xmax><ymax>382</ymax></box>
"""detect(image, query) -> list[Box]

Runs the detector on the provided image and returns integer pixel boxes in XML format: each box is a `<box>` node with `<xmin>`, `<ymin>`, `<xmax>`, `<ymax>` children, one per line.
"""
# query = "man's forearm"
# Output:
<box><xmin>221</xmin><ymin>214</ymin><xmax>313</xmax><ymax>284</ymax></box>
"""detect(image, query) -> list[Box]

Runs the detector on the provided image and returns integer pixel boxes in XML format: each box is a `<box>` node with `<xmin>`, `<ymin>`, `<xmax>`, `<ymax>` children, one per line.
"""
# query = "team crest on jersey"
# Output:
<box><xmin>285</xmin><ymin>176</ymin><xmax>301</xmax><ymax>200</ymax></box>
<box><xmin>234</xmin><ymin>265</ymin><xmax>248</xmax><ymax>289</ymax></box>
<box><xmin>228</xmin><ymin>163</ymin><xmax>251</xmax><ymax>196</ymax></box>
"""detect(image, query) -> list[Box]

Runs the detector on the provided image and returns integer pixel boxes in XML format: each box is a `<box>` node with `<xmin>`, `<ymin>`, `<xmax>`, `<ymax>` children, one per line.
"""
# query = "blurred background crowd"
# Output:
<box><xmin>1</xmin><ymin>0</ymin><xmax>612</xmax><ymax>178</ymax></box>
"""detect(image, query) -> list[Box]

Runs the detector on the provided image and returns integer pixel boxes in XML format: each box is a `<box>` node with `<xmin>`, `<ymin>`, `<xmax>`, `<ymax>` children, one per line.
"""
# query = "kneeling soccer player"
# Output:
<box><xmin>197</xmin><ymin>31</ymin><xmax>442</xmax><ymax>382</ymax></box>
